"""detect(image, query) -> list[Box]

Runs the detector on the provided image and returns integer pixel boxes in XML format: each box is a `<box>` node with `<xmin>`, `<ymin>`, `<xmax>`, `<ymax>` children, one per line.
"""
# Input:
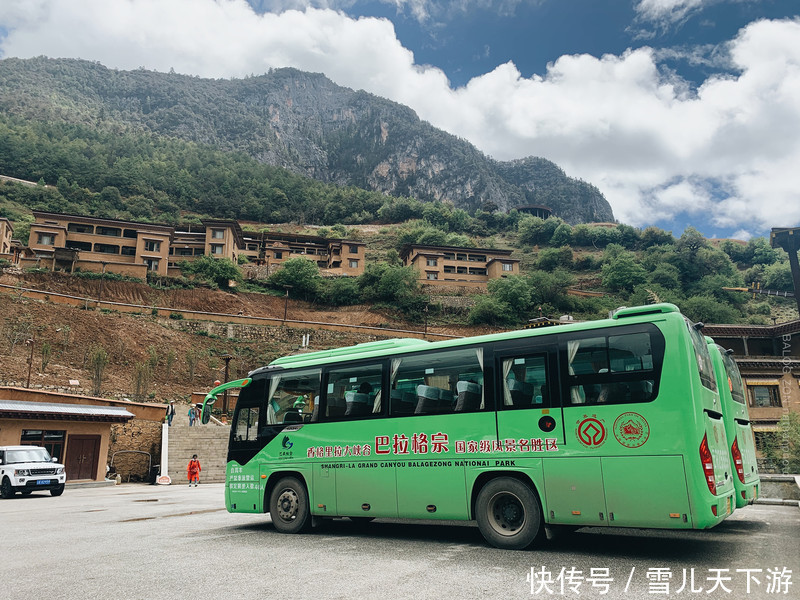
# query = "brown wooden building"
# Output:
<box><xmin>704</xmin><ymin>320</ymin><xmax>800</xmax><ymax>453</ymax></box>
<box><xmin>0</xmin><ymin>387</ymin><xmax>166</xmax><ymax>482</ymax></box>
<box><xmin>400</xmin><ymin>244</ymin><xmax>520</xmax><ymax>287</ymax></box>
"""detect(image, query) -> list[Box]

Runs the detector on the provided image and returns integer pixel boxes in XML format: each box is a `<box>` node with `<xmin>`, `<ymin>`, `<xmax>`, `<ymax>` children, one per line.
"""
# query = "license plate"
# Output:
<box><xmin>37</xmin><ymin>479</ymin><xmax>50</xmax><ymax>485</ymax></box>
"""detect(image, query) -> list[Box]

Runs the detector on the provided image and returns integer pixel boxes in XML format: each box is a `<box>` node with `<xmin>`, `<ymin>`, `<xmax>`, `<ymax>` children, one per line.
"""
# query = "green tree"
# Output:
<box><xmin>359</xmin><ymin>263</ymin><xmax>420</xmax><ymax>304</ymax></box>
<box><xmin>680</xmin><ymin>296</ymin><xmax>740</xmax><ymax>324</ymax></box>
<box><xmin>468</xmin><ymin>297</ymin><xmax>517</xmax><ymax>326</ymax></box>
<box><xmin>537</xmin><ymin>246</ymin><xmax>573</xmax><ymax>271</ymax></box>
<box><xmin>267</xmin><ymin>258</ymin><xmax>322</xmax><ymax>300</ymax></box>
<box><xmin>88</xmin><ymin>346</ymin><xmax>109</xmax><ymax>396</ymax></box>
<box><xmin>320</xmin><ymin>276</ymin><xmax>361</xmax><ymax>306</ymax></box>
<box><xmin>180</xmin><ymin>256</ymin><xmax>242</xmax><ymax>289</ymax></box>
<box><xmin>487</xmin><ymin>276</ymin><xmax>533</xmax><ymax>314</ymax></box>
<box><xmin>601</xmin><ymin>253</ymin><xmax>647</xmax><ymax>292</ymax></box>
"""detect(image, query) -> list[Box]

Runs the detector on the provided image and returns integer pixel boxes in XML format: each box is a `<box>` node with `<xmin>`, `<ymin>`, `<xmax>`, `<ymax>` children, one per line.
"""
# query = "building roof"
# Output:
<box><xmin>399</xmin><ymin>244</ymin><xmax>513</xmax><ymax>261</ymax></box>
<box><xmin>0</xmin><ymin>399</ymin><xmax>135</xmax><ymax>422</ymax></box>
<box><xmin>32</xmin><ymin>211</ymin><xmax>175</xmax><ymax>235</ymax></box>
<box><xmin>704</xmin><ymin>320</ymin><xmax>800</xmax><ymax>338</ymax></box>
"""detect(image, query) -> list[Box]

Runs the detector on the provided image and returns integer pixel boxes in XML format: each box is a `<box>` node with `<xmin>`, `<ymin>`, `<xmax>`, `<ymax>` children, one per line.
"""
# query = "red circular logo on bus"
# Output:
<box><xmin>613</xmin><ymin>412</ymin><xmax>650</xmax><ymax>448</ymax></box>
<box><xmin>576</xmin><ymin>416</ymin><xmax>606</xmax><ymax>448</ymax></box>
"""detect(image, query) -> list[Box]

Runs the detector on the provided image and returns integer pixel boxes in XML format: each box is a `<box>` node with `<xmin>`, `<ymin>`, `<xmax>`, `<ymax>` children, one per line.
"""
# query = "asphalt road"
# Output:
<box><xmin>1</xmin><ymin>483</ymin><xmax>798</xmax><ymax>599</ymax></box>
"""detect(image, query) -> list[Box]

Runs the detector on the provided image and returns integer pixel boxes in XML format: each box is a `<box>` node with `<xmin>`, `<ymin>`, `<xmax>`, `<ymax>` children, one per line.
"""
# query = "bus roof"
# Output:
<box><xmin>263</xmin><ymin>303</ymin><xmax>684</xmax><ymax>372</ymax></box>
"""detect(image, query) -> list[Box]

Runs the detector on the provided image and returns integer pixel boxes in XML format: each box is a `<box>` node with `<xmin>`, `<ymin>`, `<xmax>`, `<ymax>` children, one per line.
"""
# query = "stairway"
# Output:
<box><xmin>167</xmin><ymin>406</ymin><xmax>230</xmax><ymax>484</ymax></box>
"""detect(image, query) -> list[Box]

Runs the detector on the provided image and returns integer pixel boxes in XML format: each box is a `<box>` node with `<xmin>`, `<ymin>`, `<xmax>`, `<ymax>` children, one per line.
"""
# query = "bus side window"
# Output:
<box><xmin>391</xmin><ymin>348</ymin><xmax>484</xmax><ymax>416</ymax></box>
<box><xmin>565</xmin><ymin>327</ymin><xmax>663</xmax><ymax>406</ymax></box>
<box><xmin>325</xmin><ymin>362</ymin><xmax>383</xmax><ymax>420</ymax></box>
<box><xmin>265</xmin><ymin>369</ymin><xmax>322</xmax><ymax>425</ymax></box>
<box><xmin>501</xmin><ymin>354</ymin><xmax>550</xmax><ymax>409</ymax></box>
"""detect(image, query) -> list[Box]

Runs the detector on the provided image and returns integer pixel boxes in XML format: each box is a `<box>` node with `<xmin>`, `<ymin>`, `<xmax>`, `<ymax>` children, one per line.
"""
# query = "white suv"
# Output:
<box><xmin>0</xmin><ymin>446</ymin><xmax>66</xmax><ymax>498</ymax></box>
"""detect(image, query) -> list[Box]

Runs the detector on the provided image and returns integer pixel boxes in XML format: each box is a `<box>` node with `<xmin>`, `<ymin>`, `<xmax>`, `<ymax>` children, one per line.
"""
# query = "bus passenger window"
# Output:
<box><xmin>501</xmin><ymin>354</ymin><xmax>550</xmax><ymax>409</ymax></box>
<box><xmin>565</xmin><ymin>327</ymin><xmax>663</xmax><ymax>405</ymax></box>
<box><xmin>391</xmin><ymin>348</ymin><xmax>484</xmax><ymax>416</ymax></box>
<box><xmin>326</xmin><ymin>363</ymin><xmax>383</xmax><ymax>419</ymax></box>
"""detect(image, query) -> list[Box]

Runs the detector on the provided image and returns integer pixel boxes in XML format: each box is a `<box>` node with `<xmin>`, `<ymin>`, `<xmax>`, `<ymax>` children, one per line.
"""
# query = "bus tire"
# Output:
<box><xmin>269</xmin><ymin>477</ymin><xmax>311</xmax><ymax>534</ymax></box>
<box><xmin>475</xmin><ymin>477</ymin><xmax>541</xmax><ymax>550</ymax></box>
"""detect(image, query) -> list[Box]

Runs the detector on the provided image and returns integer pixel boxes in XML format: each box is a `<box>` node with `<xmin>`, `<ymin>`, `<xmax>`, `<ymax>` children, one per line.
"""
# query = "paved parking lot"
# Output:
<box><xmin>1</xmin><ymin>483</ymin><xmax>798</xmax><ymax>599</ymax></box>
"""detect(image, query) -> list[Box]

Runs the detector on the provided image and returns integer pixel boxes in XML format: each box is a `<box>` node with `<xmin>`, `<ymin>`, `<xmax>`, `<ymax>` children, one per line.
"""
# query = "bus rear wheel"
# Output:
<box><xmin>269</xmin><ymin>477</ymin><xmax>311</xmax><ymax>534</ymax></box>
<box><xmin>476</xmin><ymin>477</ymin><xmax>541</xmax><ymax>550</ymax></box>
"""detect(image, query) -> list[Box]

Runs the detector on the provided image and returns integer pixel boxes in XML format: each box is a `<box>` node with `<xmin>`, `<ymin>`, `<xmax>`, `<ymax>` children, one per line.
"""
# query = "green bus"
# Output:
<box><xmin>202</xmin><ymin>303</ymin><xmax>735</xmax><ymax>549</ymax></box>
<box><xmin>706</xmin><ymin>338</ymin><xmax>760</xmax><ymax>508</ymax></box>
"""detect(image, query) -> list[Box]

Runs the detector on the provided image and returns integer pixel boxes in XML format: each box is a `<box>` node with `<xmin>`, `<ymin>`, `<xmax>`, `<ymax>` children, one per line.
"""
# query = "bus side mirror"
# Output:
<box><xmin>201</xmin><ymin>400</ymin><xmax>214</xmax><ymax>425</ymax></box>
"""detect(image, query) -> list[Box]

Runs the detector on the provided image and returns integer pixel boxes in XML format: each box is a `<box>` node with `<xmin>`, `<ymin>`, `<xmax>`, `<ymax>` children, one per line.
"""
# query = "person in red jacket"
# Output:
<box><xmin>187</xmin><ymin>454</ymin><xmax>201</xmax><ymax>487</ymax></box>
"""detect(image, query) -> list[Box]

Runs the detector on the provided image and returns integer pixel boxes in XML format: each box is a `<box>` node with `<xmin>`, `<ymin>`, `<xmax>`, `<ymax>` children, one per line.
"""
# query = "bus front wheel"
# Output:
<box><xmin>475</xmin><ymin>477</ymin><xmax>542</xmax><ymax>550</ymax></box>
<box><xmin>269</xmin><ymin>477</ymin><xmax>311</xmax><ymax>534</ymax></box>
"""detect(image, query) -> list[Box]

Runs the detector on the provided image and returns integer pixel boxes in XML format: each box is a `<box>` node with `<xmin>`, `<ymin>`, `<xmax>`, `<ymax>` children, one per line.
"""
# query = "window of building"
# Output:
<box><xmin>456</xmin><ymin>253</ymin><xmax>467</xmax><ymax>261</ymax></box>
<box><xmin>468</xmin><ymin>268</ymin><xmax>487</xmax><ymax>276</ymax></box>
<box><xmin>426</xmin><ymin>258</ymin><xmax>438</xmax><ymax>267</ymax></box>
<box><xmin>144</xmin><ymin>258</ymin><xmax>160</xmax><ymax>271</ymax></box>
<box><xmin>94</xmin><ymin>243</ymin><xmax>120</xmax><ymax>254</ymax></box>
<box><xmin>349</xmin><ymin>245</ymin><xmax>359</xmax><ymax>254</ymax></box>
<box><xmin>211</xmin><ymin>244</ymin><xmax>224</xmax><ymax>255</ymax></box>
<box><xmin>326</xmin><ymin>363</ymin><xmax>383</xmax><ymax>419</ymax></box>
<box><xmin>444</xmin><ymin>266</ymin><xmax>455</xmax><ymax>274</ymax></box>
<box><xmin>247</xmin><ymin>244</ymin><xmax>258</xmax><ymax>251</ymax></box>
<box><xmin>144</xmin><ymin>240</ymin><xmax>161</xmax><ymax>253</ymax></box>
<box><xmin>121</xmin><ymin>246</ymin><xmax>136</xmax><ymax>256</ymax></box>
<box><xmin>175</xmin><ymin>248</ymin><xmax>193</xmax><ymax>256</ymax></box>
<box><xmin>37</xmin><ymin>233</ymin><xmax>55</xmax><ymax>246</ymax></box>
<box><xmin>96</xmin><ymin>226</ymin><xmax>121</xmax><ymax>237</ymax></box>
<box><xmin>749</xmin><ymin>385</ymin><xmax>781</xmax><ymax>408</ymax></box>
<box><xmin>274</xmin><ymin>251</ymin><xmax>283</xmax><ymax>259</ymax></box>
<box><xmin>502</xmin><ymin>263</ymin><xmax>513</xmax><ymax>272</ymax></box>
<box><xmin>456</xmin><ymin>266</ymin><xmax>467</xmax><ymax>274</ymax></box>
<box><xmin>391</xmin><ymin>347</ymin><xmax>485</xmax><ymax>416</ymax></box>
<box><xmin>20</xmin><ymin>429</ymin><xmax>65</xmax><ymax>462</ymax></box>
<box><xmin>470</xmin><ymin>254</ymin><xmax>487</xmax><ymax>262</ymax></box>
<box><xmin>443</xmin><ymin>253</ymin><xmax>455</xmax><ymax>260</ymax></box>
<box><xmin>67</xmin><ymin>223</ymin><xmax>93</xmax><ymax>234</ymax></box>
<box><xmin>211</xmin><ymin>229</ymin><xmax>225</xmax><ymax>239</ymax></box>
<box><xmin>427</xmin><ymin>272</ymin><xmax>439</xmax><ymax>280</ymax></box>
<box><xmin>66</xmin><ymin>241</ymin><xmax>92</xmax><ymax>252</ymax></box>
<box><xmin>194</xmin><ymin>248</ymin><xmax>204</xmax><ymax>256</ymax></box>
<box><xmin>349</xmin><ymin>259</ymin><xmax>359</xmax><ymax>269</ymax></box>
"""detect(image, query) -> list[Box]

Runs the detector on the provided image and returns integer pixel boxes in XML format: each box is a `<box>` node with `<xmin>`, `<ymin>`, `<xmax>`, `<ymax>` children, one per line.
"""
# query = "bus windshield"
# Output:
<box><xmin>720</xmin><ymin>349</ymin><xmax>746</xmax><ymax>404</ymax></box>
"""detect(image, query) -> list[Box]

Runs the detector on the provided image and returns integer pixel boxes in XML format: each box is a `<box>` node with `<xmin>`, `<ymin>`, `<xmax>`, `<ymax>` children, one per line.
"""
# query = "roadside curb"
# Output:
<box><xmin>66</xmin><ymin>480</ymin><xmax>117</xmax><ymax>489</ymax></box>
<box><xmin>754</xmin><ymin>497</ymin><xmax>799</xmax><ymax>507</ymax></box>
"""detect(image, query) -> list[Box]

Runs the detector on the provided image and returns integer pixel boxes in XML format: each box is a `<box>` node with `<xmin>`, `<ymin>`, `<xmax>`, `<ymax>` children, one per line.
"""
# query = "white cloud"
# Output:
<box><xmin>0</xmin><ymin>1</ymin><xmax>799</xmax><ymax>232</ymax></box>
<box><xmin>634</xmin><ymin>0</ymin><xmax>708</xmax><ymax>26</ymax></box>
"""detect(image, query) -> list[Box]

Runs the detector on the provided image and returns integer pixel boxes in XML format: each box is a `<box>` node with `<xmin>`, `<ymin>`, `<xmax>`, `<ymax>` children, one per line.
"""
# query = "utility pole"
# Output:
<box><xmin>770</xmin><ymin>227</ymin><xmax>800</xmax><ymax>316</ymax></box>
<box><xmin>283</xmin><ymin>285</ymin><xmax>293</xmax><ymax>324</ymax></box>
<box><xmin>98</xmin><ymin>262</ymin><xmax>107</xmax><ymax>307</ymax></box>
<box><xmin>220</xmin><ymin>354</ymin><xmax>234</xmax><ymax>416</ymax></box>
<box><xmin>25</xmin><ymin>331</ymin><xmax>36</xmax><ymax>388</ymax></box>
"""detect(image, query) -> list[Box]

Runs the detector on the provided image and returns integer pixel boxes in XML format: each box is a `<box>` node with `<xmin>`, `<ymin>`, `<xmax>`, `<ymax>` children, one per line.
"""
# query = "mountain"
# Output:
<box><xmin>0</xmin><ymin>57</ymin><xmax>613</xmax><ymax>224</ymax></box>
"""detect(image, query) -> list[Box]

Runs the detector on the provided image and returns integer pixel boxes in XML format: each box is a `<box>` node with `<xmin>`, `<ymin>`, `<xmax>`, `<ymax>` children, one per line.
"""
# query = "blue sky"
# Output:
<box><xmin>1</xmin><ymin>0</ymin><xmax>799</xmax><ymax>239</ymax></box>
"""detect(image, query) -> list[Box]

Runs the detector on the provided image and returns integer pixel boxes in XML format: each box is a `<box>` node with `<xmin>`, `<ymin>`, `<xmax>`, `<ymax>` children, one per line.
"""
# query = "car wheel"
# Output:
<box><xmin>0</xmin><ymin>477</ymin><xmax>15</xmax><ymax>499</ymax></box>
<box><xmin>475</xmin><ymin>477</ymin><xmax>542</xmax><ymax>550</ymax></box>
<box><xmin>50</xmin><ymin>484</ymin><xmax>65</xmax><ymax>497</ymax></box>
<box><xmin>269</xmin><ymin>477</ymin><xmax>311</xmax><ymax>534</ymax></box>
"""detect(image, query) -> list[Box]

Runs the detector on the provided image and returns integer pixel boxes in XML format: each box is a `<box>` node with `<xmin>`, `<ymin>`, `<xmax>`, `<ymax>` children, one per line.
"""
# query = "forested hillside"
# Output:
<box><xmin>0</xmin><ymin>57</ymin><xmax>613</xmax><ymax>224</ymax></box>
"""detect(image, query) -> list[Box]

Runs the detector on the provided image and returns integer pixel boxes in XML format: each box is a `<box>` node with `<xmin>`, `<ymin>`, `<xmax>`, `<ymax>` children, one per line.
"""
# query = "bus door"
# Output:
<box><xmin>316</xmin><ymin>360</ymin><xmax>398</xmax><ymax>519</ymax></box>
<box><xmin>389</xmin><ymin>347</ymin><xmax>491</xmax><ymax>520</ymax></box>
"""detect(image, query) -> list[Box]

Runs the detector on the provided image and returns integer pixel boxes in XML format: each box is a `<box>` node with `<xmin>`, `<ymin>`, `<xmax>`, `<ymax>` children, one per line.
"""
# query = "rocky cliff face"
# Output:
<box><xmin>0</xmin><ymin>58</ymin><xmax>614</xmax><ymax>223</ymax></box>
